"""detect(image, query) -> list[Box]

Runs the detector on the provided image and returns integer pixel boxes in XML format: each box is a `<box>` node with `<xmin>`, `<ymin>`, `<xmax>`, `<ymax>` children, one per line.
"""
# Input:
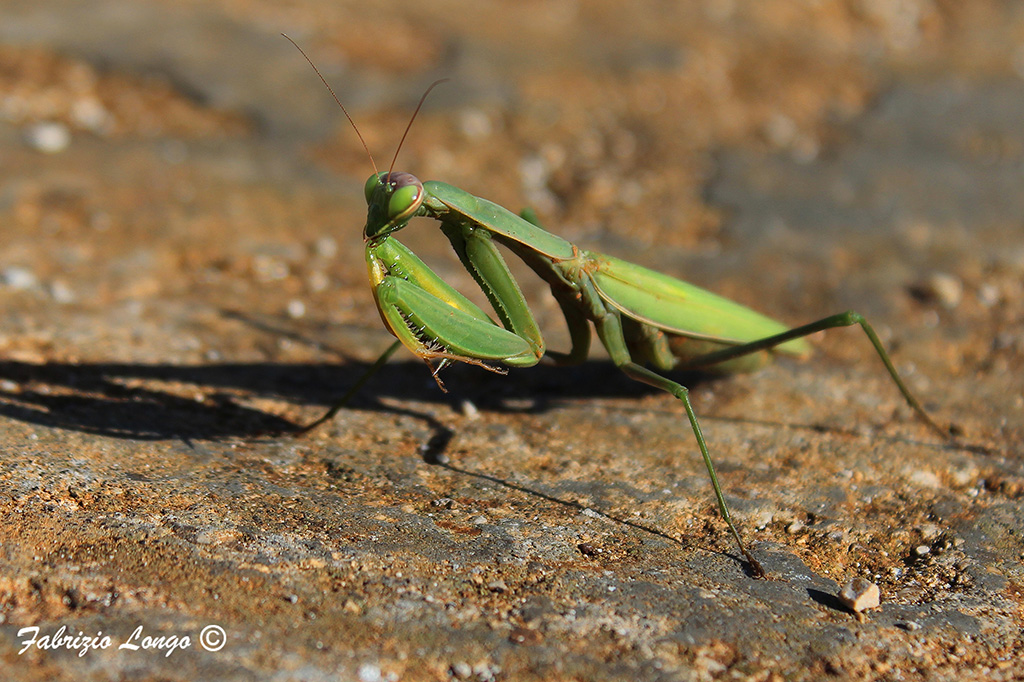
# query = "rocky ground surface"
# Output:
<box><xmin>0</xmin><ymin>1</ymin><xmax>1022</xmax><ymax>680</ymax></box>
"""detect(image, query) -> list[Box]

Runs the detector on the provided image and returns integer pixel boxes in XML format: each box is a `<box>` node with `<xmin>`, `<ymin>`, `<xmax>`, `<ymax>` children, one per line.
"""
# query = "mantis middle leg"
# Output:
<box><xmin>592</xmin><ymin>311</ymin><xmax>769</xmax><ymax>578</ymax></box>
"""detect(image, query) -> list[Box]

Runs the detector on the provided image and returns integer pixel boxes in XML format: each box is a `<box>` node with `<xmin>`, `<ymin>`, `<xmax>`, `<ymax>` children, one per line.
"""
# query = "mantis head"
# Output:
<box><xmin>363</xmin><ymin>171</ymin><xmax>426</xmax><ymax>240</ymax></box>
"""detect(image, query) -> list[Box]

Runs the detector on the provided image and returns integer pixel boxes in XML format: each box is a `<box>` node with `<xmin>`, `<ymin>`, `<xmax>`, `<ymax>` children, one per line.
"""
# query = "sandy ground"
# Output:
<box><xmin>1</xmin><ymin>1</ymin><xmax>1022</xmax><ymax>680</ymax></box>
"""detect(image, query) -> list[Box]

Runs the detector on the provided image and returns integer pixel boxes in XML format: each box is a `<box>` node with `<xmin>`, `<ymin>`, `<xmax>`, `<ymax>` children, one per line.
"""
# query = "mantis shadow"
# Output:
<box><xmin>0</xmin><ymin>356</ymin><xmax>770</xmax><ymax>573</ymax></box>
<box><xmin>0</xmin><ymin>353</ymin><xmax>989</xmax><ymax>455</ymax></box>
<box><xmin>433</xmin><ymin>459</ymin><xmax>762</xmax><ymax>576</ymax></box>
<box><xmin>1</xmin><ymin>350</ymin><xmax>985</xmax><ymax>577</ymax></box>
<box><xmin>0</xmin><ymin>356</ymin><xmax>697</xmax><ymax>442</ymax></box>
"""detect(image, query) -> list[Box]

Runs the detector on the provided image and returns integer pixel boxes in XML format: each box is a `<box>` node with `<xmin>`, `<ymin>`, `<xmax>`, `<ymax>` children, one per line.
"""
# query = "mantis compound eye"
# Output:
<box><xmin>364</xmin><ymin>172</ymin><xmax>386</xmax><ymax>203</ymax></box>
<box><xmin>385</xmin><ymin>172</ymin><xmax>424</xmax><ymax>223</ymax></box>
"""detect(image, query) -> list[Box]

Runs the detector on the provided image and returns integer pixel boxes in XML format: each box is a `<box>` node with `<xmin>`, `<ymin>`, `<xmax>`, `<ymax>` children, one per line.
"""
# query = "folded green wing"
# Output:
<box><xmin>590</xmin><ymin>253</ymin><xmax>811</xmax><ymax>357</ymax></box>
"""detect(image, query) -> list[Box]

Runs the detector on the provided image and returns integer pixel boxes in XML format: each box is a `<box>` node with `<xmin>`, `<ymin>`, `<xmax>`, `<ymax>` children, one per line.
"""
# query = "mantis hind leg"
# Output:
<box><xmin>594</xmin><ymin>312</ymin><xmax>768</xmax><ymax>578</ymax></box>
<box><xmin>680</xmin><ymin>311</ymin><xmax>948</xmax><ymax>438</ymax></box>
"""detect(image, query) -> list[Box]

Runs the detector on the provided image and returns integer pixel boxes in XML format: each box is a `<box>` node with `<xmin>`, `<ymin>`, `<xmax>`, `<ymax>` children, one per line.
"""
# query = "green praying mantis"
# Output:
<box><xmin>287</xmin><ymin>38</ymin><xmax>950</xmax><ymax>578</ymax></box>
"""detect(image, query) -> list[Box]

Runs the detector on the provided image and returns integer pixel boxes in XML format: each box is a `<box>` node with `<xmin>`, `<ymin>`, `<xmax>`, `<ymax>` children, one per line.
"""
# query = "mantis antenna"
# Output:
<box><xmin>282</xmin><ymin>33</ymin><xmax>448</xmax><ymax>183</ymax></box>
<box><xmin>281</xmin><ymin>33</ymin><xmax>378</xmax><ymax>177</ymax></box>
<box><xmin>387</xmin><ymin>78</ymin><xmax>449</xmax><ymax>180</ymax></box>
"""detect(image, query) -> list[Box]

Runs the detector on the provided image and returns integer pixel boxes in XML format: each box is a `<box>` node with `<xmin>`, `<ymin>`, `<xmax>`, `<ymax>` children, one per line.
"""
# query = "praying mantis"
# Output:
<box><xmin>287</xmin><ymin>38</ymin><xmax>949</xmax><ymax>578</ymax></box>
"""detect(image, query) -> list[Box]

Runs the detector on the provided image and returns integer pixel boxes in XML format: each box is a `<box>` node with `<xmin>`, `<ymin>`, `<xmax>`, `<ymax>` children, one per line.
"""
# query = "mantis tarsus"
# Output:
<box><xmin>287</xmin><ymin>37</ymin><xmax>950</xmax><ymax>578</ymax></box>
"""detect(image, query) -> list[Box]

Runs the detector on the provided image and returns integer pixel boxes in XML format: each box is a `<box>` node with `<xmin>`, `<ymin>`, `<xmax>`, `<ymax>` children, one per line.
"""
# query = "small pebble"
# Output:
<box><xmin>70</xmin><ymin>97</ymin><xmax>112</xmax><ymax>133</ymax></box>
<box><xmin>357</xmin><ymin>663</ymin><xmax>382</xmax><ymax>682</ymax></box>
<box><xmin>977</xmin><ymin>283</ymin><xmax>1000</xmax><ymax>307</ymax></box>
<box><xmin>914</xmin><ymin>272</ymin><xmax>963</xmax><ymax>309</ymax></box>
<box><xmin>286</xmin><ymin>299</ymin><xmax>306</xmax><ymax>319</ymax></box>
<box><xmin>307</xmin><ymin>270</ymin><xmax>329</xmax><ymax>292</ymax></box>
<box><xmin>838</xmin><ymin>577</ymin><xmax>880</xmax><ymax>613</ymax></box>
<box><xmin>460</xmin><ymin>399</ymin><xmax>479</xmax><ymax>420</ymax></box>
<box><xmin>458</xmin><ymin>108</ymin><xmax>492</xmax><ymax>139</ymax></box>
<box><xmin>25</xmin><ymin>121</ymin><xmax>71</xmax><ymax>153</ymax></box>
<box><xmin>917</xmin><ymin>523</ymin><xmax>942</xmax><ymax>541</ymax></box>
<box><xmin>49</xmin><ymin>279</ymin><xmax>76</xmax><ymax>304</ymax></box>
<box><xmin>314</xmin><ymin>236</ymin><xmax>338</xmax><ymax>259</ymax></box>
<box><xmin>473</xmin><ymin>661</ymin><xmax>500</xmax><ymax>680</ymax></box>
<box><xmin>508</xmin><ymin>627</ymin><xmax>542</xmax><ymax>645</ymax></box>
<box><xmin>908</xmin><ymin>469</ymin><xmax>942</xmax><ymax>489</ymax></box>
<box><xmin>451</xmin><ymin>662</ymin><xmax>473</xmax><ymax>679</ymax></box>
<box><xmin>1</xmin><ymin>266</ymin><xmax>39</xmax><ymax>290</ymax></box>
